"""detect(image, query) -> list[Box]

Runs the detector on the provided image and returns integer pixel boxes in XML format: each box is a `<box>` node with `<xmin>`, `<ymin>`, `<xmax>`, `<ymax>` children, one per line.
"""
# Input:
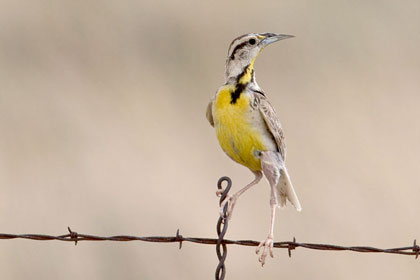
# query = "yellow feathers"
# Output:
<box><xmin>238</xmin><ymin>58</ymin><xmax>256</xmax><ymax>85</ymax></box>
<box><xmin>213</xmin><ymin>85</ymin><xmax>266</xmax><ymax>171</ymax></box>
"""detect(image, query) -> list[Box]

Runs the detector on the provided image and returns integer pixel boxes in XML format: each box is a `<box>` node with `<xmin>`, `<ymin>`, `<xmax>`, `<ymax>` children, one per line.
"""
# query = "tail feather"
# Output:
<box><xmin>278</xmin><ymin>166</ymin><xmax>302</xmax><ymax>211</ymax></box>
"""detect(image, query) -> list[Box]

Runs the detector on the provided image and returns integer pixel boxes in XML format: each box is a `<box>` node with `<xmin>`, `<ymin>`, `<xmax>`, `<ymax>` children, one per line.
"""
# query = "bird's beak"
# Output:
<box><xmin>259</xmin><ymin>33</ymin><xmax>295</xmax><ymax>47</ymax></box>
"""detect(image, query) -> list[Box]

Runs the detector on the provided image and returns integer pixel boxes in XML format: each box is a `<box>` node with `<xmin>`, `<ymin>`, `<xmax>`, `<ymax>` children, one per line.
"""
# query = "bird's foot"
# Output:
<box><xmin>256</xmin><ymin>235</ymin><xmax>274</xmax><ymax>266</ymax></box>
<box><xmin>216</xmin><ymin>189</ymin><xmax>224</xmax><ymax>197</ymax></box>
<box><xmin>218</xmin><ymin>194</ymin><xmax>238</xmax><ymax>220</ymax></box>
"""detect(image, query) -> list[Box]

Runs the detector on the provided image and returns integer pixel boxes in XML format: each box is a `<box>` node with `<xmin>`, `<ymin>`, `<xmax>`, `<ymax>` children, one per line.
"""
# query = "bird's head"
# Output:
<box><xmin>224</xmin><ymin>33</ymin><xmax>294</xmax><ymax>84</ymax></box>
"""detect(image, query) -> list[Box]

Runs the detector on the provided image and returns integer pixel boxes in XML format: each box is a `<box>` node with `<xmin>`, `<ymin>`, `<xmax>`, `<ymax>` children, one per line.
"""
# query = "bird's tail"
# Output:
<box><xmin>277</xmin><ymin>166</ymin><xmax>302</xmax><ymax>211</ymax></box>
<box><xmin>260</xmin><ymin>151</ymin><xmax>302</xmax><ymax>211</ymax></box>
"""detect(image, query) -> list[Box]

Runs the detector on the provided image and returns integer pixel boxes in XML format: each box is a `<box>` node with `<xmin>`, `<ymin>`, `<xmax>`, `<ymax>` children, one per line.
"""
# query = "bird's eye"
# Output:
<box><xmin>249</xmin><ymin>38</ymin><xmax>256</xmax><ymax>45</ymax></box>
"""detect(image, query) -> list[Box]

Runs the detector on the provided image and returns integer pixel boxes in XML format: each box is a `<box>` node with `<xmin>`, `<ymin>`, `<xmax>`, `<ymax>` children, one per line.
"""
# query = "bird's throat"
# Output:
<box><xmin>238</xmin><ymin>58</ymin><xmax>256</xmax><ymax>85</ymax></box>
<box><xmin>230</xmin><ymin>58</ymin><xmax>256</xmax><ymax>104</ymax></box>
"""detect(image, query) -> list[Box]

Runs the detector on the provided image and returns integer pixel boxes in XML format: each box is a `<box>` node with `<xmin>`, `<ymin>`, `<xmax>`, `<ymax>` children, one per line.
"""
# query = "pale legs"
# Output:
<box><xmin>256</xmin><ymin>183</ymin><xmax>279</xmax><ymax>266</ymax></box>
<box><xmin>256</xmin><ymin>151</ymin><xmax>281</xmax><ymax>266</ymax></box>
<box><xmin>217</xmin><ymin>171</ymin><xmax>263</xmax><ymax>219</ymax></box>
<box><xmin>216</xmin><ymin>151</ymin><xmax>293</xmax><ymax>266</ymax></box>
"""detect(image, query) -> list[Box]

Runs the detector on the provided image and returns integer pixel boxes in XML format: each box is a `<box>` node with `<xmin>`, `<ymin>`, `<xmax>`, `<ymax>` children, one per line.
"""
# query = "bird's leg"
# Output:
<box><xmin>217</xmin><ymin>171</ymin><xmax>262</xmax><ymax>219</ymax></box>
<box><xmin>256</xmin><ymin>183</ymin><xmax>279</xmax><ymax>266</ymax></box>
<box><xmin>256</xmin><ymin>151</ymin><xmax>282</xmax><ymax>266</ymax></box>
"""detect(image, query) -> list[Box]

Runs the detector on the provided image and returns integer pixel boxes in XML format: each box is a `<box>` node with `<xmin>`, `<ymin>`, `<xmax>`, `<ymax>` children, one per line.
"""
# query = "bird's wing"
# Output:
<box><xmin>258</xmin><ymin>95</ymin><xmax>286</xmax><ymax>160</ymax></box>
<box><xmin>206</xmin><ymin>99</ymin><xmax>215</xmax><ymax>127</ymax></box>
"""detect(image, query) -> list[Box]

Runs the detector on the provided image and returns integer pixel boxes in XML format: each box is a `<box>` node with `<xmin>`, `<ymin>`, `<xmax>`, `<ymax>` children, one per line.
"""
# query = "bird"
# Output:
<box><xmin>206</xmin><ymin>33</ymin><xmax>302</xmax><ymax>266</ymax></box>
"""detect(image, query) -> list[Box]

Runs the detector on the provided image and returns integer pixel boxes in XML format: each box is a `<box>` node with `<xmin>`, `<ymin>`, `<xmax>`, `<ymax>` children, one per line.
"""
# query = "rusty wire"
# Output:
<box><xmin>0</xmin><ymin>229</ymin><xmax>418</xmax><ymax>258</ymax></box>
<box><xmin>215</xmin><ymin>176</ymin><xmax>232</xmax><ymax>280</ymax></box>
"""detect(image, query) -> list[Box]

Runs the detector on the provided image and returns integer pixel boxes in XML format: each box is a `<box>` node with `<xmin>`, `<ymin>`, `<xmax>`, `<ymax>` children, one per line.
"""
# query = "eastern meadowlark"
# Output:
<box><xmin>206</xmin><ymin>33</ymin><xmax>301</xmax><ymax>266</ymax></box>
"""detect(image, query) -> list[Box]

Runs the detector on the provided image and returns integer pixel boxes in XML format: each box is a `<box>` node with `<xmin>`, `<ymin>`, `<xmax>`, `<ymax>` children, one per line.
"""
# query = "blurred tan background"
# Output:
<box><xmin>1</xmin><ymin>0</ymin><xmax>419</xmax><ymax>279</ymax></box>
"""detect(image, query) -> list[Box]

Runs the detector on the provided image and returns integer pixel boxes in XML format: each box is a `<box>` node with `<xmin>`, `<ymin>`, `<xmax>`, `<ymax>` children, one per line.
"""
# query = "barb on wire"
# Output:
<box><xmin>68</xmin><ymin>226</ymin><xmax>78</xmax><ymax>245</ymax></box>
<box><xmin>175</xmin><ymin>229</ymin><xmax>183</xmax><ymax>250</ymax></box>
<box><xmin>215</xmin><ymin>176</ymin><xmax>232</xmax><ymax>280</ymax></box>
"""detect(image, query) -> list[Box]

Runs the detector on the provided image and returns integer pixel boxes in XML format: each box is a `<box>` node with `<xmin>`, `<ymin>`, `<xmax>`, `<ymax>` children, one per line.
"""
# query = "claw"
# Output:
<box><xmin>256</xmin><ymin>236</ymin><xmax>274</xmax><ymax>266</ymax></box>
<box><xmin>216</xmin><ymin>189</ymin><xmax>224</xmax><ymax>197</ymax></box>
<box><xmin>219</xmin><ymin>194</ymin><xmax>237</xmax><ymax>219</ymax></box>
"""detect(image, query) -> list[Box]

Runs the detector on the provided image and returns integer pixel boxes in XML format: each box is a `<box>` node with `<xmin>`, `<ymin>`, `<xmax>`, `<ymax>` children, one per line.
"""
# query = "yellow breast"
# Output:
<box><xmin>213</xmin><ymin>85</ymin><xmax>266</xmax><ymax>171</ymax></box>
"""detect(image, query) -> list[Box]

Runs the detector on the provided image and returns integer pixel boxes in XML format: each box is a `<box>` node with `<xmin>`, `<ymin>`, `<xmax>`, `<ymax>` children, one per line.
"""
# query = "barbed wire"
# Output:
<box><xmin>0</xmin><ymin>228</ymin><xmax>418</xmax><ymax>257</ymax></box>
<box><xmin>0</xmin><ymin>176</ymin><xmax>418</xmax><ymax>280</ymax></box>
